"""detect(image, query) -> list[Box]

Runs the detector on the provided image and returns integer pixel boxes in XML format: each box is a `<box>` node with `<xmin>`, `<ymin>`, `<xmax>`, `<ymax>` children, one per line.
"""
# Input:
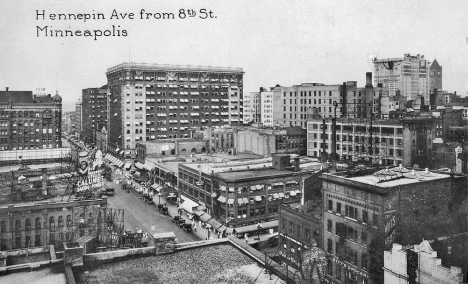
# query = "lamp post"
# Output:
<box><xmin>256</xmin><ymin>223</ymin><xmax>262</xmax><ymax>241</ymax></box>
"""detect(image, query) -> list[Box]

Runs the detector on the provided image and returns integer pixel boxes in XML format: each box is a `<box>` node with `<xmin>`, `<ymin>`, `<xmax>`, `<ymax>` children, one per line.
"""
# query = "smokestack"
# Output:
<box><xmin>5</xmin><ymin>87</ymin><xmax>9</xmax><ymax>92</ymax></box>
<box><xmin>342</xmin><ymin>83</ymin><xmax>347</xmax><ymax>117</ymax></box>
<box><xmin>294</xmin><ymin>157</ymin><xmax>300</xmax><ymax>172</ymax></box>
<box><xmin>365</xmin><ymin>72</ymin><xmax>373</xmax><ymax>88</ymax></box>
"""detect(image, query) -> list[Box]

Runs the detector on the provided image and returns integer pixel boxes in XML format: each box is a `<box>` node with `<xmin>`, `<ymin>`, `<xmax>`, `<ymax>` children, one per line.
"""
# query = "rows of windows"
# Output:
<box><xmin>327</xmin><ymin>200</ymin><xmax>378</xmax><ymax>226</ymax></box>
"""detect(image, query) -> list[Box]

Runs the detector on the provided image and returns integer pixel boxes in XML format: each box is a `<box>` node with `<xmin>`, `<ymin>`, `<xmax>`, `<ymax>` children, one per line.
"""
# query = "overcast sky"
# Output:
<box><xmin>1</xmin><ymin>0</ymin><xmax>468</xmax><ymax>111</ymax></box>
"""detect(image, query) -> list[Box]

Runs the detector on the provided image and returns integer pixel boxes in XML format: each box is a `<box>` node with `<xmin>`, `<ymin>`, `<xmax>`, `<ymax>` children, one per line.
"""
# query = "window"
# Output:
<box><xmin>49</xmin><ymin>216</ymin><xmax>55</xmax><ymax>231</ymax></box>
<box><xmin>297</xmin><ymin>224</ymin><xmax>301</xmax><ymax>238</ymax></box>
<box><xmin>289</xmin><ymin>221</ymin><xmax>294</xmax><ymax>235</ymax></box>
<box><xmin>337</xmin><ymin>203</ymin><xmax>342</xmax><ymax>214</ymax></box>
<box><xmin>305</xmin><ymin>228</ymin><xmax>311</xmax><ymax>243</ymax></box>
<box><xmin>25</xmin><ymin>219</ymin><xmax>31</xmax><ymax>230</ymax></box>
<box><xmin>35</xmin><ymin>218</ymin><xmax>41</xmax><ymax>229</ymax></box>
<box><xmin>328</xmin><ymin>200</ymin><xmax>333</xmax><ymax>211</ymax></box>
<box><xmin>362</xmin><ymin>210</ymin><xmax>368</xmax><ymax>223</ymax></box>
<box><xmin>327</xmin><ymin>260</ymin><xmax>333</xmax><ymax>276</ymax></box>
<box><xmin>347</xmin><ymin>226</ymin><xmax>357</xmax><ymax>242</ymax></box>
<box><xmin>361</xmin><ymin>232</ymin><xmax>368</xmax><ymax>246</ymax></box>
<box><xmin>327</xmin><ymin>238</ymin><xmax>333</xmax><ymax>253</ymax></box>
<box><xmin>345</xmin><ymin>205</ymin><xmax>358</xmax><ymax>220</ymax></box>
<box><xmin>67</xmin><ymin>215</ymin><xmax>72</xmax><ymax>227</ymax></box>
<box><xmin>15</xmin><ymin>220</ymin><xmax>21</xmax><ymax>231</ymax></box>
<box><xmin>362</xmin><ymin>253</ymin><xmax>368</xmax><ymax>271</ymax></box>
<box><xmin>327</xmin><ymin>220</ymin><xmax>333</xmax><ymax>233</ymax></box>
<box><xmin>58</xmin><ymin>216</ymin><xmax>63</xmax><ymax>227</ymax></box>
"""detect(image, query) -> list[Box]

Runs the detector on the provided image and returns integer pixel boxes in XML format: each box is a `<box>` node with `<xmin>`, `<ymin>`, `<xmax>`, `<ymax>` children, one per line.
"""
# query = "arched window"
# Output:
<box><xmin>66</xmin><ymin>215</ymin><xmax>72</xmax><ymax>227</ymax></box>
<box><xmin>58</xmin><ymin>216</ymin><xmax>63</xmax><ymax>227</ymax></box>
<box><xmin>15</xmin><ymin>220</ymin><xmax>21</xmax><ymax>231</ymax></box>
<box><xmin>25</xmin><ymin>219</ymin><xmax>31</xmax><ymax>230</ymax></box>
<box><xmin>35</xmin><ymin>218</ymin><xmax>41</xmax><ymax>229</ymax></box>
<box><xmin>170</xmin><ymin>149</ymin><xmax>175</xmax><ymax>155</ymax></box>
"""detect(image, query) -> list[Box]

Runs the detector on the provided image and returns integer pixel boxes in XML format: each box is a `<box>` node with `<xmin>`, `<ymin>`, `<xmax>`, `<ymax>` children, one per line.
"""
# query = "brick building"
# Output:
<box><xmin>81</xmin><ymin>86</ymin><xmax>108</xmax><ymax>145</ymax></box>
<box><xmin>321</xmin><ymin>167</ymin><xmax>467</xmax><ymax>284</ymax></box>
<box><xmin>178</xmin><ymin>155</ymin><xmax>322</xmax><ymax>235</ymax></box>
<box><xmin>105</xmin><ymin>63</ymin><xmax>244</xmax><ymax>159</ymax></box>
<box><xmin>0</xmin><ymin>88</ymin><xmax>62</xmax><ymax>151</ymax></box>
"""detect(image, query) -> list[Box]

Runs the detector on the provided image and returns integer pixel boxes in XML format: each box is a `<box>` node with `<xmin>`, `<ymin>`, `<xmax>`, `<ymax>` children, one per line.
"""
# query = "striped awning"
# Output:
<box><xmin>135</xmin><ymin>162</ymin><xmax>145</xmax><ymax>170</ymax></box>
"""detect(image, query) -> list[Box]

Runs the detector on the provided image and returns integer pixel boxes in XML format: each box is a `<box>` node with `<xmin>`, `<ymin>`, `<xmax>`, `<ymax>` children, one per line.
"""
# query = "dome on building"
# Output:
<box><xmin>52</xmin><ymin>94</ymin><xmax>62</xmax><ymax>102</ymax></box>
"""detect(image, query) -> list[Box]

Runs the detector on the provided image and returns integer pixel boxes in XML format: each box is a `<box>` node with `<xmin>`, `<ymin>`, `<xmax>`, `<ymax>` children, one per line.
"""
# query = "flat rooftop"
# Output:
<box><xmin>324</xmin><ymin>167</ymin><xmax>451</xmax><ymax>191</ymax></box>
<box><xmin>0</xmin><ymin>266</ymin><xmax>65</xmax><ymax>284</ymax></box>
<box><xmin>75</xmin><ymin>244</ymin><xmax>282</xmax><ymax>284</ymax></box>
<box><xmin>107</xmin><ymin>62</ymin><xmax>244</xmax><ymax>74</ymax></box>
<box><xmin>0</xmin><ymin>163</ymin><xmax>64</xmax><ymax>174</ymax></box>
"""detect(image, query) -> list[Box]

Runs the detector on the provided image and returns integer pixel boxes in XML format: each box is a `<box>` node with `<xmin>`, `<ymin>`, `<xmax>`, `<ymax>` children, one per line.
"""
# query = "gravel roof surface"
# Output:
<box><xmin>76</xmin><ymin>244</ymin><xmax>260</xmax><ymax>284</ymax></box>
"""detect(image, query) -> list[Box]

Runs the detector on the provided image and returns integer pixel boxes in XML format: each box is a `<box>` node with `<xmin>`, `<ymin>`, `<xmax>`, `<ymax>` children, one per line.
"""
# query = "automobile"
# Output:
<box><xmin>161</xmin><ymin>207</ymin><xmax>169</xmax><ymax>215</ymax></box>
<box><xmin>187</xmin><ymin>213</ymin><xmax>194</xmax><ymax>220</ymax></box>
<box><xmin>104</xmin><ymin>185</ymin><xmax>115</xmax><ymax>196</ymax></box>
<box><xmin>182</xmin><ymin>223</ymin><xmax>192</xmax><ymax>232</ymax></box>
<box><xmin>177</xmin><ymin>219</ymin><xmax>186</xmax><ymax>227</ymax></box>
<box><xmin>172</xmin><ymin>216</ymin><xmax>180</xmax><ymax>223</ymax></box>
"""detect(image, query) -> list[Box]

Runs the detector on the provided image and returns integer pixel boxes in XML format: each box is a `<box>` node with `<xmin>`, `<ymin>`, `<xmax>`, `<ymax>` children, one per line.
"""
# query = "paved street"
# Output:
<box><xmin>104</xmin><ymin>167</ymin><xmax>202</xmax><ymax>243</ymax></box>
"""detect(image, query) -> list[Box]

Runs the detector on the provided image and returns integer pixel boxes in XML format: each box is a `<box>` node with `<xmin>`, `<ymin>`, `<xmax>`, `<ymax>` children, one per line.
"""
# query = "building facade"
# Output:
<box><xmin>105</xmin><ymin>63</ymin><xmax>244</xmax><ymax>159</ymax></box>
<box><xmin>237</xmin><ymin>126</ymin><xmax>306</xmax><ymax>156</ymax></box>
<box><xmin>373</xmin><ymin>54</ymin><xmax>431</xmax><ymax>103</ymax></box>
<box><xmin>272</xmin><ymin>74</ymin><xmax>388</xmax><ymax>129</ymax></box>
<box><xmin>321</xmin><ymin>168</ymin><xmax>467</xmax><ymax>284</ymax></box>
<box><xmin>429</xmin><ymin>59</ymin><xmax>443</xmax><ymax>91</ymax></box>
<box><xmin>243</xmin><ymin>90</ymin><xmax>261</xmax><ymax>124</ymax></box>
<box><xmin>278</xmin><ymin>203</ymin><xmax>322</xmax><ymax>270</ymax></box>
<box><xmin>81</xmin><ymin>86</ymin><xmax>108</xmax><ymax>145</ymax></box>
<box><xmin>0</xmin><ymin>88</ymin><xmax>62</xmax><ymax>151</ymax></box>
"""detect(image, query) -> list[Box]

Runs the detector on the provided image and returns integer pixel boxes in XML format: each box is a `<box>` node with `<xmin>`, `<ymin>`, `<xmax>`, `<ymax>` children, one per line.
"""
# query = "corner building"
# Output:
<box><xmin>106</xmin><ymin>63</ymin><xmax>244</xmax><ymax>158</ymax></box>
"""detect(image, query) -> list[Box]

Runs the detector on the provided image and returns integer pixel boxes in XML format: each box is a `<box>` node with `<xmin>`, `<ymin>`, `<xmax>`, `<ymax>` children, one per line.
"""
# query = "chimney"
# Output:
<box><xmin>365</xmin><ymin>72</ymin><xmax>373</xmax><ymax>88</ymax></box>
<box><xmin>294</xmin><ymin>157</ymin><xmax>300</xmax><ymax>172</ymax></box>
<box><xmin>5</xmin><ymin>87</ymin><xmax>9</xmax><ymax>92</ymax></box>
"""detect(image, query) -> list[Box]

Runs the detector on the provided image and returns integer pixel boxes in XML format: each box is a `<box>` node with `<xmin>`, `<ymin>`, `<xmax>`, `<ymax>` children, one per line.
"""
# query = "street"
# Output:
<box><xmin>104</xmin><ymin>167</ymin><xmax>202</xmax><ymax>243</ymax></box>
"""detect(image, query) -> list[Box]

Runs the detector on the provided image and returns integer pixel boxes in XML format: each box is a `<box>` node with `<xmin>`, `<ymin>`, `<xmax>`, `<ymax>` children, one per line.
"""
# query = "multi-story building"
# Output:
<box><xmin>272</xmin><ymin>73</ymin><xmax>388</xmax><ymax>128</ymax></box>
<box><xmin>278</xmin><ymin>202</ymin><xmax>322</xmax><ymax>270</ymax></box>
<box><xmin>373</xmin><ymin>54</ymin><xmax>432</xmax><ymax>103</ymax></box>
<box><xmin>74</xmin><ymin>98</ymin><xmax>83</xmax><ymax>138</ymax></box>
<box><xmin>105</xmin><ymin>63</ymin><xmax>244</xmax><ymax>159</ymax></box>
<box><xmin>307</xmin><ymin>113</ymin><xmax>442</xmax><ymax>168</ymax></box>
<box><xmin>260</xmin><ymin>89</ymin><xmax>274</xmax><ymax>127</ymax></box>
<box><xmin>81</xmin><ymin>86</ymin><xmax>108</xmax><ymax>145</ymax></box>
<box><xmin>429</xmin><ymin>59</ymin><xmax>443</xmax><ymax>91</ymax></box>
<box><xmin>178</xmin><ymin>155</ymin><xmax>322</xmax><ymax>235</ymax></box>
<box><xmin>243</xmin><ymin>90</ymin><xmax>261</xmax><ymax>124</ymax></box>
<box><xmin>321</xmin><ymin>167</ymin><xmax>467</xmax><ymax>284</ymax></box>
<box><xmin>0</xmin><ymin>88</ymin><xmax>62</xmax><ymax>151</ymax></box>
<box><xmin>237</xmin><ymin>125</ymin><xmax>306</xmax><ymax>156</ymax></box>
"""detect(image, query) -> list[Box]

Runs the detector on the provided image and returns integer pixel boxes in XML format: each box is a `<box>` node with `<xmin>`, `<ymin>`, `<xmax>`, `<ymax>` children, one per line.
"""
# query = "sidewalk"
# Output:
<box><xmin>154</xmin><ymin>194</ymin><xmax>224</xmax><ymax>242</ymax></box>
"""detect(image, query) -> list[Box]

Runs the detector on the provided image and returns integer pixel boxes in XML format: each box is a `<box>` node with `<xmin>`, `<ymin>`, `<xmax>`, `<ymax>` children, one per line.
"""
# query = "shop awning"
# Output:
<box><xmin>151</xmin><ymin>183</ymin><xmax>161</xmax><ymax>190</ymax></box>
<box><xmin>295</xmin><ymin>190</ymin><xmax>301</xmax><ymax>194</ymax></box>
<box><xmin>179</xmin><ymin>196</ymin><xmax>199</xmax><ymax>214</ymax></box>
<box><xmin>118</xmin><ymin>161</ymin><xmax>125</xmax><ymax>168</ymax></box>
<box><xmin>193</xmin><ymin>210</ymin><xmax>205</xmax><ymax>217</ymax></box>
<box><xmin>217</xmin><ymin>196</ymin><xmax>226</xmax><ymax>203</ymax></box>
<box><xmin>218</xmin><ymin>225</ymin><xmax>227</xmax><ymax>233</ymax></box>
<box><xmin>125</xmin><ymin>163</ymin><xmax>131</xmax><ymax>170</ymax></box>
<box><xmin>219</xmin><ymin>185</ymin><xmax>226</xmax><ymax>191</ymax></box>
<box><xmin>225</xmin><ymin>227</ymin><xmax>234</xmax><ymax>234</ymax></box>
<box><xmin>290</xmin><ymin>191</ymin><xmax>297</xmax><ymax>197</ymax></box>
<box><xmin>278</xmin><ymin>193</ymin><xmax>285</xmax><ymax>198</ymax></box>
<box><xmin>167</xmin><ymin>193</ymin><xmax>176</xmax><ymax>198</ymax></box>
<box><xmin>234</xmin><ymin>220</ymin><xmax>278</xmax><ymax>234</ymax></box>
<box><xmin>238</xmin><ymin>198</ymin><xmax>244</xmax><ymax>205</ymax></box>
<box><xmin>242</xmin><ymin>197</ymin><xmax>249</xmax><ymax>204</ymax></box>
<box><xmin>211</xmin><ymin>192</ymin><xmax>218</xmax><ymax>198</ymax></box>
<box><xmin>255</xmin><ymin>185</ymin><xmax>263</xmax><ymax>190</ymax></box>
<box><xmin>135</xmin><ymin>162</ymin><xmax>145</xmax><ymax>170</ymax></box>
<box><xmin>227</xmin><ymin>199</ymin><xmax>234</xmax><ymax>205</ymax></box>
<box><xmin>207</xmin><ymin>218</ymin><xmax>223</xmax><ymax>229</ymax></box>
<box><xmin>273</xmin><ymin>193</ymin><xmax>280</xmax><ymax>199</ymax></box>
<box><xmin>250</xmin><ymin>185</ymin><xmax>256</xmax><ymax>191</ymax></box>
<box><xmin>273</xmin><ymin>182</ymin><xmax>284</xmax><ymax>186</ymax></box>
<box><xmin>254</xmin><ymin>196</ymin><xmax>262</xmax><ymax>202</ymax></box>
<box><xmin>200</xmin><ymin>214</ymin><xmax>212</xmax><ymax>223</ymax></box>
<box><xmin>144</xmin><ymin>163</ymin><xmax>154</xmax><ymax>171</ymax></box>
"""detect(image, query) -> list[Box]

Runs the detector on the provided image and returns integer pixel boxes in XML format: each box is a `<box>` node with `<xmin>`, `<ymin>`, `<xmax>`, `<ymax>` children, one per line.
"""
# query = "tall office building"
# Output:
<box><xmin>243</xmin><ymin>90</ymin><xmax>261</xmax><ymax>124</ymax></box>
<box><xmin>373</xmin><ymin>54</ymin><xmax>432</xmax><ymax>103</ymax></box>
<box><xmin>106</xmin><ymin>63</ymin><xmax>244</xmax><ymax>158</ymax></box>
<box><xmin>81</xmin><ymin>86</ymin><xmax>108</xmax><ymax>145</ymax></box>
<box><xmin>429</xmin><ymin>59</ymin><xmax>442</xmax><ymax>91</ymax></box>
<box><xmin>0</xmin><ymin>88</ymin><xmax>62</xmax><ymax>150</ymax></box>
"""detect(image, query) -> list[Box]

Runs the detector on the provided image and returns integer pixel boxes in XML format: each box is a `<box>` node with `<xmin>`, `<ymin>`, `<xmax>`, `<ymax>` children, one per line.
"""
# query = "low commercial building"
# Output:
<box><xmin>178</xmin><ymin>154</ymin><xmax>323</xmax><ymax>236</ymax></box>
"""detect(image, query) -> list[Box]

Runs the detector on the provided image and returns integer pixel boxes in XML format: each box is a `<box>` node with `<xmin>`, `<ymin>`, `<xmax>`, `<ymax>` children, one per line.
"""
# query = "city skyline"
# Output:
<box><xmin>1</xmin><ymin>0</ymin><xmax>468</xmax><ymax>112</ymax></box>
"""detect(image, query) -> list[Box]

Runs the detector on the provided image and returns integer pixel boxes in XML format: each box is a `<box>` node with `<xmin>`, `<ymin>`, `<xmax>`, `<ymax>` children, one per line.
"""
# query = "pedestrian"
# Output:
<box><xmin>245</xmin><ymin>234</ymin><xmax>248</xmax><ymax>244</ymax></box>
<box><xmin>164</xmin><ymin>202</ymin><xmax>166</xmax><ymax>207</ymax></box>
<box><xmin>199</xmin><ymin>220</ymin><xmax>202</xmax><ymax>228</ymax></box>
<box><xmin>193</xmin><ymin>223</ymin><xmax>197</xmax><ymax>232</ymax></box>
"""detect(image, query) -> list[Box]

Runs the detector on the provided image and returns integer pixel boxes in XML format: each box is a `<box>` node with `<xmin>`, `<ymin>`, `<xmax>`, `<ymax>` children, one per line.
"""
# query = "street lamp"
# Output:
<box><xmin>256</xmin><ymin>223</ymin><xmax>262</xmax><ymax>241</ymax></box>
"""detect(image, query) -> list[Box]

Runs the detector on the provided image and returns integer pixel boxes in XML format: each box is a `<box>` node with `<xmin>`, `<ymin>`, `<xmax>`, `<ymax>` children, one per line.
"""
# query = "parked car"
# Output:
<box><xmin>161</xmin><ymin>207</ymin><xmax>169</xmax><ymax>215</ymax></box>
<box><xmin>182</xmin><ymin>223</ymin><xmax>192</xmax><ymax>232</ymax></box>
<box><xmin>104</xmin><ymin>185</ymin><xmax>115</xmax><ymax>196</ymax></box>
<box><xmin>172</xmin><ymin>216</ymin><xmax>180</xmax><ymax>223</ymax></box>
<box><xmin>177</xmin><ymin>219</ymin><xmax>186</xmax><ymax>227</ymax></box>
